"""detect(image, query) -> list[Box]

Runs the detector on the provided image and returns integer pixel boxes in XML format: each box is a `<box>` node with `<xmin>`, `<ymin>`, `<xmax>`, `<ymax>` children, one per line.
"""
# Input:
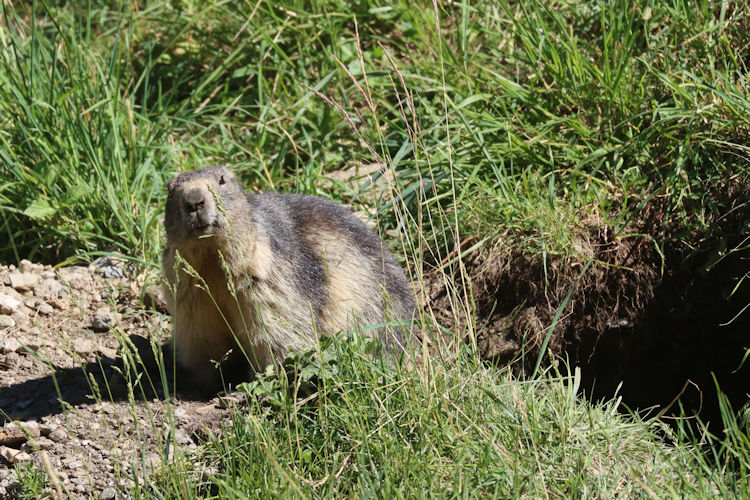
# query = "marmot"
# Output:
<box><xmin>163</xmin><ymin>165</ymin><xmax>415</xmax><ymax>391</ymax></box>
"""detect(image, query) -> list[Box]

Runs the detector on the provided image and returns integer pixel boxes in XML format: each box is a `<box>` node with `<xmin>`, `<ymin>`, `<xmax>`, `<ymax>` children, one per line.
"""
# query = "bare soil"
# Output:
<box><xmin>0</xmin><ymin>259</ymin><xmax>234</xmax><ymax>498</ymax></box>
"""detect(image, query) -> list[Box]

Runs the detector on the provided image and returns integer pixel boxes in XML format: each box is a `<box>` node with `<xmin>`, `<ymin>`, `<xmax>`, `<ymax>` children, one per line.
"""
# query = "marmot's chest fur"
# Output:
<box><xmin>162</xmin><ymin>165</ymin><xmax>415</xmax><ymax>391</ymax></box>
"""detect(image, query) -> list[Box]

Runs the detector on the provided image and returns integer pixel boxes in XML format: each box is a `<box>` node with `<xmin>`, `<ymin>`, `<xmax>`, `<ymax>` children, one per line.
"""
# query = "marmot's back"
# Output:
<box><xmin>253</xmin><ymin>192</ymin><xmax>415</xmax><ymax>346</ymax></box>
<box><xmin>163</xmin><ymin>166</ymin><xmax>415</xmax><ymax>391</ymax></box>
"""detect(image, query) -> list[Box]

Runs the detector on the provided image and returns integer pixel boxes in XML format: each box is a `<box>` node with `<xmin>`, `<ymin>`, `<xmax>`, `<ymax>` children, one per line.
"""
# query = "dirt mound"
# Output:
<box><xmin>428</xmin><ymin>194</ymin><xmax>750</xmax><ymax>423</ymax></box>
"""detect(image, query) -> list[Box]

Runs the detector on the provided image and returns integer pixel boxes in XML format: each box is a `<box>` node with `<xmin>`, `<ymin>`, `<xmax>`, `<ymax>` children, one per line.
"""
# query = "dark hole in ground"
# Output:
<box><xmin>428</xmin><ymin>192</ymin><xmax>750</xmax><ymax>428</ymax></box>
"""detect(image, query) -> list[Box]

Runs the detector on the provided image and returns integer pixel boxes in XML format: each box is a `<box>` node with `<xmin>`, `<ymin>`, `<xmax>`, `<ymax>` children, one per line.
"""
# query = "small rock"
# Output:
<box><xmin>18</xmin><ymin>260</ymin><xmax>42</xmax><ymax>274</ymax></box>
<box><xmin>48</xmin><ymin>428</ymin><xmax>69</xmax><ymax>443</ymax></box>
<box><xmin>144</xmin><ymin>453</ymin><xmax>162</xmax><ymax>472</ymax></box>
<box><xmin>100</xmin><ymin>486</ymin><xmax>117</xmax><ymax>500</ymax></box>
<box><xmin>1</xmin><ymin>337</ymin><xmax>21</xmax><ymax>353</ymax></box>
<box><xmin>73</xmin><ymin>338</ymin><xmax>94</xmax><ymax>356</ymax></box>
<box><xmin>34</xmin><ymin>278</ymin><xmax>65</xmax><ymax>300</ymax></box>
<box><xmin>195</xmin><ymin>404</ymin><xmax>219</xmax><ymax>416</ymax></box>
<box><xmin>90</xmin><ymin>256</ymin><xmax>126</xmax><ymax>278</ymax></box>
<box><xmin>47</xmin><ymin>297</ymin><xmax>68</xmax><ymax>310</ymax></box>
<box><xmin>59</xmin><ymin>267</ymin><xmax>91</xmax><ymax>291</ymax></box>
<box><xmin>0</xmin><ymin>426</ymin><xmax>26</xmax><ymax>447</ymax></box>
<box><xmin>40</xmin><ymin>422</ymin><xmax>58</xmax><ymax>436</ymax></box>
<box><xmin>98</xmin><ymin>345</ymin><xmax>118</xmax><ymax>360</ymax></box>
<box><xmin>1</xmin><ymin>352</ymin><xmax>19</xmax><ymax>368</ymax></box>
<box><xmin>0</xmin><ymin>293</ymin><xmax>21</xmax><ymax>315</ymax></box>
<box><xmin>21</xmin><ymin>330</ymin><xmax>41</xmax><ymax>351</ymax></box>
<box><xmin>91</xmin><ymin>307</ymin><xmax>119</xmax><ymax>332</ymax></box>
<box><xmin>143</xmin><ymin>283</ymin><xmax>170</xmax><ymax>313</ymax></box>
<box><xmin>217</xmin><ymin>393</ymin><xmax>244</xmax><ymax>409</ymax></box>
<box><xmin>36</xmin><ymin>301</ymin><xmax>54</xmax><ymax>315</ymax></box>
<box><xmin>27</xmin><ymin>436</ymin><xmax>55</xmax><ymax>451</ymax></box>
<box><xmin>8</xmin><ymin>271</ymin><xmax>39</xmax><ymax>293</ymax></box>
<box><xmin>18</xmin><ymin>421</ymin><xmax>40</xmax><ymax>437</ymax></box>
<box><xmin>63</xmin><ymin>458</ymin><xmax>83</xmax><ymax>470</ymax></box>
<box><xmin>0</xmin><ymin>446</ymin><xmax>32</xmax><ymax>464</ymax></box>
<box><xmin>174</xmin><ymin>428</ymin><xmax>193</xmax><ymax>446</ymax></box>
<box><xmin>0</xmin><ymin>315</ymin><xmax>15</xmax><ymax>330</ymax></box>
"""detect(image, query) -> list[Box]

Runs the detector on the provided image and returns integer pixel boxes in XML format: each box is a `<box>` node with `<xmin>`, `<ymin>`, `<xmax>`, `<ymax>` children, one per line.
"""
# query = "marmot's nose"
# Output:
<box><xmin>184</xmin><ymin>188</ymin><xmax>206</xmax><ymax>214</ymax></box>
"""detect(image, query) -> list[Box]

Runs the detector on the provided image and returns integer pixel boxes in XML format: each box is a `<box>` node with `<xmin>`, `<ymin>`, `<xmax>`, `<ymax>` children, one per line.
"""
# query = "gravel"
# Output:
<box><xmin>0</xmin><ymin>260</ymin><xmax>234</xmax><ymax>497</ymax></box>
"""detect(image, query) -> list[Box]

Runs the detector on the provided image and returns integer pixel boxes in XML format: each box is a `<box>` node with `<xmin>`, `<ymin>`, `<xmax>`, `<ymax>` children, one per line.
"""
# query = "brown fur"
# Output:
<box><xmin>162</xmin><ymin>166</ymin><xmax>415</xmax><ymax>391</ymax></box>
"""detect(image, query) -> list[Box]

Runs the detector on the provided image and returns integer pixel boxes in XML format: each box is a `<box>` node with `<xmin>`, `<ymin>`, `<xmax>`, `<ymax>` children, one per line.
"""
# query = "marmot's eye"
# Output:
<box><xmin>219</xmin><ymin>175</ymin><xmax>226</xmax><ymax>185</ymax></box>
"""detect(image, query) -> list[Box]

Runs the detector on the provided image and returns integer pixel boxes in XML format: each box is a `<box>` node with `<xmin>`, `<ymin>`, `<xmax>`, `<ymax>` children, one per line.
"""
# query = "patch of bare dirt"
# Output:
<box><xmin>428</xmin><ymin>193</ymin><xmax>750</xmax><ymax>423</ymax></box>
<box><xmin>0</xmin><ymin>258</ymin><xmax>236</xmax><ymax>498</ymax></box>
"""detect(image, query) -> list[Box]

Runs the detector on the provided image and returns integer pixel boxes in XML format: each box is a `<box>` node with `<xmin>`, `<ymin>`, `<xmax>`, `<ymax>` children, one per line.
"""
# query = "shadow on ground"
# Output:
<box><xmin>0</xmin><ymin>335</ymin><xmax>211</xmax><ymax>425</ymax></box>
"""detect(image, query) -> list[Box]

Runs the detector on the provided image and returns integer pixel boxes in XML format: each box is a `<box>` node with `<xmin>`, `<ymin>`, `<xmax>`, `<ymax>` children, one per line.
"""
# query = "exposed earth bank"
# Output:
<box><xmin>429</xmin><ymin>193</ymin><xmax>750</xmax><ymax>425</ymax></box>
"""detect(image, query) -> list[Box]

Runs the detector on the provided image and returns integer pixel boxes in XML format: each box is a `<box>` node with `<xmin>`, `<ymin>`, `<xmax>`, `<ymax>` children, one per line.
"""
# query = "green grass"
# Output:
<box><xmin>3</xmin><ymin>0</ymin><xmax>747</xmax><ymax>263</ymax></box>
<box><xmin>2</xmin><ymin>0</ymin><xmax>749</xmax><ymax>497</ymax></box>
<box><xmin>90</xmin><ymin>335</ymin><xmax>747</xmax><ymax>498</ymax></box>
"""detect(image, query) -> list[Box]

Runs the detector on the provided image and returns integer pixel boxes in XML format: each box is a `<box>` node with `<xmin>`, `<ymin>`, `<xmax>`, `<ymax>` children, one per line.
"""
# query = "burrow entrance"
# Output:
<box><xmin>427</xmin><ymin>193</ymin><xmax>750</xmax><ymax>425</ymax></box>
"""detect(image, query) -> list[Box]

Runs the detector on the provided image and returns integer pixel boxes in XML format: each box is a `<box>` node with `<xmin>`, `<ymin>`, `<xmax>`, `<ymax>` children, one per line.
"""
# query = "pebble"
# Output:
<box><xmin>0</xmin><ymin>293</ymin><xmax>21</xmax><ymax>315</ymax></box>
<box><xmin>47</xmin><ymin>297</ymin><xmax>68</xmax><ymax>310</ymax></box>
<box><xmin>100</xmin><ymin>486</ymin><xmax>118</xmax><ymax>500</ymax></box>
<box><xmin>35</xmin><ymin>277</ymin><xmax>65</xmax><ymax>300</ymax></box>
<box><xmin>91</xmin><ymin>307</ymin><xmax>119</xmax><ymax>331</ymax></box>
<box><xmin>19</xmin><ymin>421</ymin><xmax>40</xmax><ymax>437</ymax></box>
<box><xmin>0</xmin><ymin>445</ymin><xmax>32</xmax><ymax>464</ymax></box>
<box><xmin>63</xmin><ymin>457</ymin><xmax>83</xmax><ymax>469</ymax></box>
<box><xmin>144</xmin><ymin>453</ymin><xmax>162</xmax><ymax>472</ymax></box>
<box><xmin>1</xmin><ymin>337</ymin><xmax>21</xmax><ymax>353</ymax></box>
<box><xmin>28</xmin><ymin>436</ymin><xmax>55</xmax><ymax>451</ymax></box>
<box><xmin>59</xmin><ymin>268</ymin><xmax>91</xmax><ymax>290</ymax></box>
<box><xmin>21</xmin><ymin>330</ymin><xmax>42</xmax><ymax>350</ymax></box>
<box><xmin>174</xmin><ymin>428</ymin><xmax>193</xmax><ymax>446</ymax></box>
<box><xmin>0</xmin><ymin>426</ymin><xmax>26</xmax><ymax>447</ymax></box>
<box><xmin>0</xmin><ymin>315</ymin><xmax>15</xmax><ymax>329</ymax></box>
<box><xmin>40</xmin><ymin>422</ymin><xmax>59</xmax><ymax>436</ymax></box>
<box><xmin>37</xmin><ymin>301</ymin><xmax>54</xmax><ymax>315</ymax></box>
<box><xmin>217</xmin><ymin>393</ymin><xmax>245</xmax><ymax>408</ymax></box>
<box><xmin>8</xmin><ymin>271</ymin><xmax>39</xmax><ymax>292</ymax></box>
<box><xmin>143</xmin><ymin>283</ymin><xmax>169</xmax><ymax>312</ymax></box>
<box><xmin>19</xmin><ymin>260</ymin><xmax>42</xmax><ymax>273</ymax></box>
<box><xmin>98</xmin><ymin>345</ymin><xmax>118</xmax><ymax>359</ymax></box>
<box><xmin>90</xmin><ymin>256</ymin><xmax>126</xmax><ymax>279</ymax></box>
<box><xmin>73</xmin><ymin>338</ymin><xmax>95</xmax><ymax>355</ymax></box>
<box><xmin>48</xmin><ymin>428</ymin><xmax>69</xmax><ymax>443</ymax></box>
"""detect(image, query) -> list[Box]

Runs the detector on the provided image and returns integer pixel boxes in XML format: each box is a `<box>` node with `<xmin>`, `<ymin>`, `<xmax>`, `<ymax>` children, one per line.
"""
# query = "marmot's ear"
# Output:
<box><xmin>167</xmin><ymin>178</ymin><xmax>177</xmax><ymax>194</ymax></box>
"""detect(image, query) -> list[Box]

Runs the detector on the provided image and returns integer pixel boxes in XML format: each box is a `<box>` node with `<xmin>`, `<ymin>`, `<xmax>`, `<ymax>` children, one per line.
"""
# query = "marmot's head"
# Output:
<box><xmin>164</xmin><ymin>165</ymin><xmax>247</xmax><ymax>248</ymax></box>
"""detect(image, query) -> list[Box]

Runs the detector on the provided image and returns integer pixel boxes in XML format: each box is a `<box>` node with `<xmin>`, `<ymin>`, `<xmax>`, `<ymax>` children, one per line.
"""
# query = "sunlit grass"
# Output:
<box><xmin>2</xmin><ymin>0</ymin><xmax>749</xmax><ymax>498</ymax></box>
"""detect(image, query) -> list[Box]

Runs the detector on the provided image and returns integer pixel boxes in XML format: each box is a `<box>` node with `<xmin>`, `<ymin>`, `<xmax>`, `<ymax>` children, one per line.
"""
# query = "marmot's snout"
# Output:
<box><xmin>181</xmin><ymin>186</ymin><xmax>217</xmax><ymax>231</ymax></box>
<box><xmin>168</xmin><ymin>181</ymin><xmax>222</xmax><ymax>238</ymax></box>
<box><xmin>165</xmin><ymin>165</ymin><xmax>244</xmax><ymax>248</ymax></box>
